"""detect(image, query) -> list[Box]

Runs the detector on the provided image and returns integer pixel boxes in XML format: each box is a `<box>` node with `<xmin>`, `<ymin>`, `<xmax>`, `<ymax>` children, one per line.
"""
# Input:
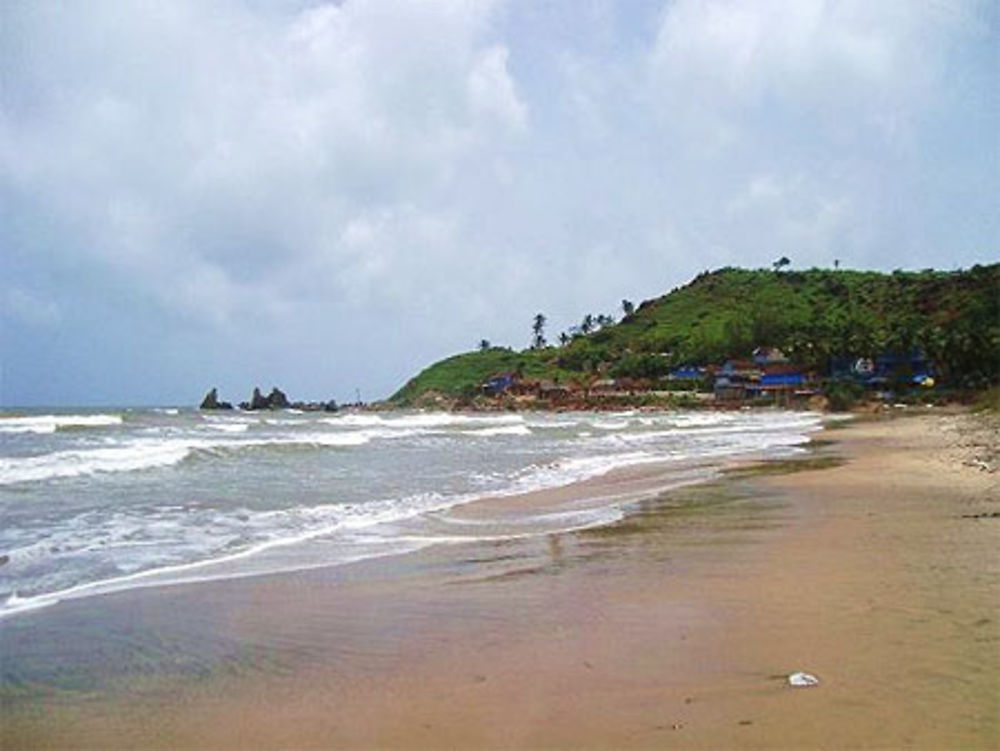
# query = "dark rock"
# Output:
<box><xmin>249</xmin><ymin>387</ymin><xmax>269</xmax><ymax>410</ymax></box>
<box><xmin>0</xmin><ymin>554</ymin><xmax>9</xmax><ymax>567</ymax></box>
<box><xmin>268</xmin><ymin>387</ymin><xmax>290</xmax><ymax>409</ymax></box>
<box><xmin>199</xmin><ymin>387</ymin><xmax>233</xmax><ymax>410</ymax></box>
<box><xmin>233</xmin><ymin>387</ymin><xmax>338</xmax><ymax>411</ymax></box>
<box><xmin>244</xmin><ymin>386</ymin><xmax>294</xmax><ymax>410</ymax></box>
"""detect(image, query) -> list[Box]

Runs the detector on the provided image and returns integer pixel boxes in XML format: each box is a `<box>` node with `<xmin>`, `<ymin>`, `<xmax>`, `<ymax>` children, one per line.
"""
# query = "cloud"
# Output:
<box><xmin>0</xmin><ymin>0</ymin><xmax>995</xmax><ymax>404</ymax></box>
<box><xmin>468</xmin><ymin>45</ymin><xmax>528</xmax><ymax>132</ymax></box>
<box><xmin>649</xmin><ymin>0</ymin><xmax>969</xmax><ymax>117</ymax></box>
<box><xmin>0</xmin><ymin>0</ymin><xmax>525</xmax><ymax>331</ymax></box>
<box><xmin>636</xmin><ymin>0</ymin><xmax>993</xmax><ymax>267</ymax></box>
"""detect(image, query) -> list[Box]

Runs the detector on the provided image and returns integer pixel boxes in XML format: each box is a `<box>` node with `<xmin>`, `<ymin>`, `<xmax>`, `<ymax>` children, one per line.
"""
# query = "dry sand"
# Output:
<box><xmin>3</xmin><ymin>410</ymin><xmax>998</xmax><ymax>749</ymax></box>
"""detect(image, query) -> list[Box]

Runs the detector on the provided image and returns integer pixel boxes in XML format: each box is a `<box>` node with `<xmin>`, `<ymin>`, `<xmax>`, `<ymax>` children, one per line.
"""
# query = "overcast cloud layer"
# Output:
<box><xmin>2</xmin><ymin>0</ymin><xmax>997</xmax><ymax>406</ymax></box>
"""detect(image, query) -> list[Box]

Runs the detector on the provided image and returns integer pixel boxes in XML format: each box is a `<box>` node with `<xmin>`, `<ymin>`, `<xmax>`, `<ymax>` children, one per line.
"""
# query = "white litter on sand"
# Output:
<box><xmin>788</xmin><ymin>671</ymin><xmax>820</xmax><ymax>687</ymax></box>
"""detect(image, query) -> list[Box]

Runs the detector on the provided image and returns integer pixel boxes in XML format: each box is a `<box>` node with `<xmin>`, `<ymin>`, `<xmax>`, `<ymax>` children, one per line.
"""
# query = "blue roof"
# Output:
<box><xmin>761</xmin><ymin>373</ymin><xmax>805</xmax><ymax>386</ymax></box>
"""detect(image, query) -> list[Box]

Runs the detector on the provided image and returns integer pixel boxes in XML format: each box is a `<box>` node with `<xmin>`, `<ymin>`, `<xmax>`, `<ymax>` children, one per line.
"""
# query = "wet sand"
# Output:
<box><xmin>2</xmin><ymin>410</ymin><xmax>998</xmax><ymax>749</ymax></box>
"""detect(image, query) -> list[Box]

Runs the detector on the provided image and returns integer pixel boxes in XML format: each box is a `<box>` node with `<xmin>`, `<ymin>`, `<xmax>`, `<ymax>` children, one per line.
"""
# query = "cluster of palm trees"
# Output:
<box><xmin>530</xmin><ymin>300</ymin><xmax>636</xmax><ymax>350</ymax></box>
<box><xmin>481</xmin><ymin>298</ymin><xmax>640</xmax><ymax>353</ymax></box>
<box><xmin>531</xmin><ymin>312</ymin><xmax>615</xmax><ymax>350</ymax></box>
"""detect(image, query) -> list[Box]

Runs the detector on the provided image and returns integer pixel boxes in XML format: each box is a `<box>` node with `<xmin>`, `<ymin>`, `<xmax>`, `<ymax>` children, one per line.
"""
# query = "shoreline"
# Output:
<box><xmin>0</xmin><ymin>409</ymin><xmax>823</xmax><ymax>622</ymax></box>
<box><xmin>2</xmin><ymin>409</ymin><xmax>998</xmax><ymax>748</ymax></box>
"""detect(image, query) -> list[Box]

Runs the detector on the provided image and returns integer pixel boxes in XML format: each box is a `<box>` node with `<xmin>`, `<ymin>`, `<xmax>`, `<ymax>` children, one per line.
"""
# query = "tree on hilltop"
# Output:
<box><xmin>532</xmin><ymin>313</ymin><xmax>547</xmax><ymax>349</ymax></box>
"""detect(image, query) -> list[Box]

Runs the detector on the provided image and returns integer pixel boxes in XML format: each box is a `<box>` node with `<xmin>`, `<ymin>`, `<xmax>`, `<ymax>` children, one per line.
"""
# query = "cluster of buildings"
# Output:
<box><xmin>708</xmin><ymin>348</ymin><xmax>812</xmax><ymax>405</ymax></box>
<box><xmin>481</xmin><ymin>347</ymin><xmax>935</xmax><ymax>407</ymax></box>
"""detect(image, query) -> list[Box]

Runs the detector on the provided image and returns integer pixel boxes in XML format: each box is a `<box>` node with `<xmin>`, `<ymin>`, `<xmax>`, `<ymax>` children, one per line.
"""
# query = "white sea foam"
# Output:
<box><xmin>1</xmin><ymin>411</ymin><xmax>821</xmax><ymax>486</ymax></box>
<box><xmin>461</xmin><ymin>424</ymin><xmax>533</xmax><ymax>437</ymax></box>
<box><xmin>322</xmin><ymin>413</ymin><xmax>387</xmax><ymax>427</ymax></box>
<box><xmin>0</xmin><ymin>470</ymin><xmax>636</xmax><ymax>619</ymax></box>
<box><xmin>393</xmin><ymin>505</ymin><xmax>627</xmax><ymax>544</ymax></box>
<box><xmin>592</xmin><ymin>419</ymin><xmax>631</xmax><ymax>431</ymax></box>
<box><xmin>202</xmin><ymin>422</ymin><xmax>250</xmax><ymax>434</ymax></box>
<box><xmin>326</xmin><ymin>412</ymin><xmax>526</xmax><ymax>430</ymax></box>
<box><xmin>0</xmin><ymin>409</ymin><xmax>828</xmax><ymax>619</ymax></box>
<box><xmin>0</xmin><ymin>440</ymin><xmax>196</xmax><ymax>484</ymax></box>
<box><xmin>0</xmin><ymin>414</ymin><xmax>123</xmax><ymax>434</ymax></box>
<box><xmin>0</xmin><ymin>488</ymin><xmax>480</xmax><ymax>618</ymax></box>
<box><xmin>0</xmin><ymin>428</ymin><xmax>413</xmax><ymax>485</ymax></box>
<box><xmin>511</xmin><ymin>451</ymin><xmax>666</xmax><ymax>494</ymax></box>
<box><xmin>530</xmin><ymin>419</ymin><xmax>580</xmax><ymax>429</ymax></box>
<box><xmin>202</xmin><ymin>413</ymin><xmax>259</xmax><ymax>425</ymax></box>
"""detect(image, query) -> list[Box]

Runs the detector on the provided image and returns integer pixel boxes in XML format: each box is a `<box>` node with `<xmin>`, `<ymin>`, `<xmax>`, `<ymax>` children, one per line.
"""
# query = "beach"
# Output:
<box><xmin>2</xmin><ymin>409</ymin><xmax>998</xmax><ymax>749</ymax></box>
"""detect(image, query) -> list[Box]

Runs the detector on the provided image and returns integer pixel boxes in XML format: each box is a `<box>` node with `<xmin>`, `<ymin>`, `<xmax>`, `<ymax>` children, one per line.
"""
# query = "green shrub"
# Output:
<box><xmin>972</xmin><ymin>386</ymin><xmax>1000</xmax><ymax>413</ymax></box>
<box><xmin>824</xmin><ymin>380</ymin><xmax>864</xmax><ymax>412</ymax></box>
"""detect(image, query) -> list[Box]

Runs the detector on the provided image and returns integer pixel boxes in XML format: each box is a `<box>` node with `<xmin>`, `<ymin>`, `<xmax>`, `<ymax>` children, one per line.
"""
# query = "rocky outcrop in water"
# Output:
<box><xmin>242</xmin><ymin>386</ymin><xmax>290</xmax><ymax>410</ymax></box>
<box><xmin>244</xmin><ymin>387</ymin><xmax>268</xmax><ymax>411</ymax></box>
<box><xmin>200</xmin><ymin>387</ymin><xmax>337</xmax><ymax>412</ymax></box>
<box><xmin>297</xmin><ymin>400</ymin><xmax>340</xmax><ymax>413</ymax></box>
<box><xmin>268</xmin><ymin>387</ymin><xmax>290</xmax><ymax>409</ymax></box>
<box><xmin>199</xmin><ymin>387</ymin><xmax>233</xmax><ymax>410</ymax></box>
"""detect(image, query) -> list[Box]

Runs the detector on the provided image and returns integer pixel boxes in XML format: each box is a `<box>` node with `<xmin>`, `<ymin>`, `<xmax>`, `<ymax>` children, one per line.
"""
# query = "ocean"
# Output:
<box><xmin>0</xmin><ymin>407</ymin><xmax>823</xmax><ymax>619</ymax></box>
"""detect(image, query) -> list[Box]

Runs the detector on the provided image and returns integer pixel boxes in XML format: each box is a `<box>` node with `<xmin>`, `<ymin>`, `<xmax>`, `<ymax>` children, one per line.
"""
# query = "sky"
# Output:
<box><xmin>1</xmin><ymin>0</ymin><xmax>998</xmax><ymax>407</ymax></box>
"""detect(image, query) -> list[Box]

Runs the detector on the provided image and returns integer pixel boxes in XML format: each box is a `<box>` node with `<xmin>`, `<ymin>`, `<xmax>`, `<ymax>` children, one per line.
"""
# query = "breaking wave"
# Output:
<box><xmin>0</xmin><ymin>408</ymin><xmax>826</xmax><ymax>619</ymax></box>
<box><xmin>0</xmin><ymin>414</ymin><xmax>123</xmax><ymax>435</ymax></box>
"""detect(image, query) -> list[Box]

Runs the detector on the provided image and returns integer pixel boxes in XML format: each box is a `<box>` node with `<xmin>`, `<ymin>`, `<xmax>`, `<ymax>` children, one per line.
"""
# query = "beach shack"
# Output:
<box><xmin>759</xmin><ymin>368</ymin><xmax>811</xmax><ymax>405</ymax></box>
<box><xmin>752</xmin><ymin>347</ymin><xmax>788</xmax><ymax>366</ymax></box>
<box><xmin>482</xmin><ymin>371</ymin><xmax>518</xmax><ymax>396</ymax></box>
<box><xmin>713</xmin><ymin>359</ymin><xmax>761</xmax><ymax>403</ymax></box>
<box><xmin>831</xmin><ymin>350</ymin><xmax>936</xmax><ymax>395</ymax></box>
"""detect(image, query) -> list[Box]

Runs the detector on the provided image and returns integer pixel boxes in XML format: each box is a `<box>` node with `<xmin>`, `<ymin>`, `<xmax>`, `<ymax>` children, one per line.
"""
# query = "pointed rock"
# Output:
<box><xmin>199</xmin><ymin>387</ymin><xmax>233</xmax><ymax>410</ymax></box>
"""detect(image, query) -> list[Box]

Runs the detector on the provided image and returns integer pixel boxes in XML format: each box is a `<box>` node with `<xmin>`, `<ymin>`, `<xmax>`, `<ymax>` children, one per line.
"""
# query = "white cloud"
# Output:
<box><xmin>647</xmin><ymin>0</ymin><xmax>973</xmax><ymax>142</ymax></box>
<box><xmin>468</xmin><ymin>45</ymin><xmax>528</xmax><ymax>132</ymax></box>
<box><xmin>0</xmin><ymin>0</ymin><xmax>994</xmax><ymax>404</ymax></box>
<box><xmin>0</xmin><ymin>0</ymin><xmax>524</xmax><ymax>331</ymax></box>
<box><xmin>726</xmin><ymin>173</ymin><xmax>851</xmax><ymax>260</ymax></box>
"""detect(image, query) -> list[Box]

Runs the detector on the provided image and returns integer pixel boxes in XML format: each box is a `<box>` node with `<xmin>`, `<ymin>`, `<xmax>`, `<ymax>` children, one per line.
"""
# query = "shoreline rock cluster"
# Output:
<box><xmin>199</xmin><ymin>387</ymin><xmax>338</xmax><ymax>412</ymax></box>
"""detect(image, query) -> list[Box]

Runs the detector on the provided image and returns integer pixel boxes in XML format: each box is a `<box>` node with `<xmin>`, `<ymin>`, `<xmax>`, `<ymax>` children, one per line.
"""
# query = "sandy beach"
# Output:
<box><xmin>2</xmin><ymin>409</ymin><xmax>998</xmax><ymax>749</ymax></box>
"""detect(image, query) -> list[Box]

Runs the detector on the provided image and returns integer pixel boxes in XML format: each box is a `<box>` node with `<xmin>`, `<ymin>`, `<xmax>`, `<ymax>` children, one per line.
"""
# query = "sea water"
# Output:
<box><xmin>0</xmin><ymin>408</ymin><xmax>823</xmax><ymax>618</ymax></box>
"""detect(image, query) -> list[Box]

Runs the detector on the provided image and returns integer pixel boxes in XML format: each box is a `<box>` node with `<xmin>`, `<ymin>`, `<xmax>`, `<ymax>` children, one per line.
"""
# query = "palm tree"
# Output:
<box><xmin>622</xmin><ymin>299</ymin><xmax>635</xmax><ymax>318</ymax></box>
<box><xmin>532</xmin><ymin>313</ymin><xmax>547</xmax><ymax>349</ymax></box>
<box><xmin>558</xmin><ymin>332</ymin><xmax>570</xmax><ymax>347</ymax></box>
<box><xmin>580</xmin><ymin>314</ymin><xmax>595</xmax><ymax>335</ymax></box>
<box><xmin>479</xmin><ymin>339</ymin><xmax>491</xmax><ymax>352</ymax></box>
<box><xmin>773</xmin><ymin>256</ymin><xmax>791</xmax><ymax>272</ymax></box>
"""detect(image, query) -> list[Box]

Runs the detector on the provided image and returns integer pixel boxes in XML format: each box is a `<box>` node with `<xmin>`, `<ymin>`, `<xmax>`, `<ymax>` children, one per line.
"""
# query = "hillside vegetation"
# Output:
<box><xmin>390</xmin><ymin>264</ymin><xmax>999</xmax><ymax>406</ymax></box>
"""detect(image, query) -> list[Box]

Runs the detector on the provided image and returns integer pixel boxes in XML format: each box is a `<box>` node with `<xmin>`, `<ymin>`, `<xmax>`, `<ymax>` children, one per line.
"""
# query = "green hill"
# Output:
<box><xmin>390</xmin><ymin>264</ymin><xmax>1000</xmax><ymax>406</ymax></box>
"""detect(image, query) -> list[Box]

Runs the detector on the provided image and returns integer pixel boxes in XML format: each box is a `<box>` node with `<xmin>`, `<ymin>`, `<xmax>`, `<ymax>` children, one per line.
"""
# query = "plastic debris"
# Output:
<box><xmin>788</xmin><ymin>671</ymin><xmax>820</xmax><ymax>687</ymax></box>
